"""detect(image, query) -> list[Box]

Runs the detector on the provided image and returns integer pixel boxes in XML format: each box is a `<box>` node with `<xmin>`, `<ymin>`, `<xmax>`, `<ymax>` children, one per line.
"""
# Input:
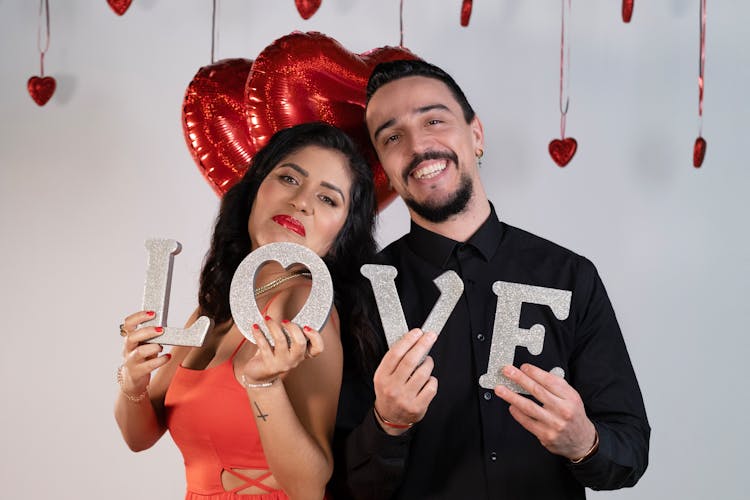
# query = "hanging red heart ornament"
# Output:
<box><xmin>548</xmin><ymin>137</ymin><xmax>577</xmax><ymax>167</ymax></box>
<box><xmin>461</xmin><ymin>0</ymin><xmax>473</xmax><ymax>27</ymax></box>
<box><xmin>182</xmin><ymin>58</ymin><xmax>255</xmax><ymax>196</ymax></box>
<box><xmin>107</xmin><ymin>0</ymin><xmax>132</xmax><ymax>16</ymax></box>
<box><xmin>693</xmin><ymin>136</ymin><xmax>707</xmax><ymax>168</ymax></box>
<box><xmin>295</xmin><ymin>0</ymin><xmax>321</xmax><ymax>20</ymax></box>
<box><xmin>246</xmin><ymin>31</ymin><xmax>419</xmax><ymax>209</ymax></box>
<box><xmin>27</xmin><ymin>75</ymin><xmax>56</xmax><ymax>106</ymax></box>
<box><xmin>622</xmin><ymin>0</ymin><xmax>634</xmax><ymax>23</ymax></box>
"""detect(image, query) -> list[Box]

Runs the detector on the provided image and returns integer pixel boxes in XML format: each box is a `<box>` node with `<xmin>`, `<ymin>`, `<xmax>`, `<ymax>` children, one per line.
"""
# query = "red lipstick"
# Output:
<box><xmin>272</xmin><ymin>215</ymin><xmax>306</xmax><ymax>237</ymax></box>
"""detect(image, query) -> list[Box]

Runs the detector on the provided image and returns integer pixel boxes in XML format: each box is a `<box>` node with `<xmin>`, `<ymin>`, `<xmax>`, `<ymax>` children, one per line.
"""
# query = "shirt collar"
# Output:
<box><xmin>405</xmin><ymin>203</ymin><xmax>504</xmax><ymax>269</ymax></box>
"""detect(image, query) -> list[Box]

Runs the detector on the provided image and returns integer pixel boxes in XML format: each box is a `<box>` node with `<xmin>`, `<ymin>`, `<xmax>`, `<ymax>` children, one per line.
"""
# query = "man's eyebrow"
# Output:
<box><xmin>372</xmin><ymin>104</ymin><xmax>452</xmax><ymax>141</ymax></box>
<box><xmin>321</xmin><ymin>181</ymin><xmax>345</xmax><ymax>203</ymax></box>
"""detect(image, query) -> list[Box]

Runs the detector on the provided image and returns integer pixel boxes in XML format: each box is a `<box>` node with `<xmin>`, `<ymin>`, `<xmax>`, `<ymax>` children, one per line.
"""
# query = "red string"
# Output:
<box><xmin>559</xmin><ymin>0</ymin><xmax>571</xmax><ymax>138</ymax></box>
<box><xmin>399</xmin><ymin>0</ymin><xmax>404</xmax><ymax>47</ymax></box>
<box><xmin>37</xmin><ymin>0</ymin><xmax>50</xmax><ymax>76</ymax></box>
<box><xmin>698</xmin><ymin>0</ymin><xmax>706</xmax><ymax>134</ymax></box>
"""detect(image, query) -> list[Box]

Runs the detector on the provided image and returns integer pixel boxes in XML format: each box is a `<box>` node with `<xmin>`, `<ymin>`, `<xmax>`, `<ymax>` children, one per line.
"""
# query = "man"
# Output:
<box><xmin>332</xmin><ymin>60</ymin><xmax>649</xmax><ymax>499</ymax></box>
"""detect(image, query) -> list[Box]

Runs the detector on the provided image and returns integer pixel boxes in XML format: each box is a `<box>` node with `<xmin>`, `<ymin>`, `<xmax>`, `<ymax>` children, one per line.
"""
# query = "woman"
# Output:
<box><xmin>115</xmin><ymin>122</ymin><xmax>378</xmax><ymax>499</ymax></box>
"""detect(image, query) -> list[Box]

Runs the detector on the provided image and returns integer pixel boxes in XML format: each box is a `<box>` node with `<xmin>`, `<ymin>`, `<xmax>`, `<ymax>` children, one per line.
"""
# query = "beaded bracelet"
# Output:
<box><xmin>373</xmin><ymin>406</ymin><xmax>414</xmax><ymax>430</ymax></box>
<box><xmin>240</xmin><ymin>373</ymin><xmax>278</xmax><ymax>389</ymax></box>
<box><xmin>116</xmin><ymin>365</ymin><xmax>149</xmax><ymax>403</ymax></box>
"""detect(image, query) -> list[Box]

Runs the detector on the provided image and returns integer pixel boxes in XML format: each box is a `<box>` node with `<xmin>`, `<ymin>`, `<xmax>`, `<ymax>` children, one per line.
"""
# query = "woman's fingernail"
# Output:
<box><xmin>154</xmin><ymin>326</ymin><xmax>163</xmax><ymax>333</ymax></box>
<box><xmin>252</xmin><ymin>324</ymin><xmax>260</xmax><ymax>330</ymax></box>
<box><xmin>281</xmin><ymin>319</ymin><xmax>290</xmax><ymax>324</ymax></box>
<box><xmin>146</xmin><ymin>311</ymin><xmax>155</xmax><ymax>316</ymax></box>
<box><xmin>303</xmin><ymin>326</ymin><xmax>311</xmax><ymax>332</ymax></box>
<box><xmin>164</xmin><ymin>353</ymin><xmax>172</xmax><ymax>360</ymax></box>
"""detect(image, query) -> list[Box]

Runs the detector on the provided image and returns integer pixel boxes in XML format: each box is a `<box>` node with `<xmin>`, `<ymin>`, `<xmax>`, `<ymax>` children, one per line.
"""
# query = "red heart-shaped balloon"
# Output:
<box><xmin>693</xmin><ymin>136</ymin><xmax>706</xmax><ymax>168</ymax></box>
<box><xmin>27</xmin><ymin>76</ymin><xmax>56</xmax><ymax>106</ymax></box>
<box><xmin>107</xmin><ymin>0</ymin><xmax>132</xmax><ymax>16</ymax></box>
<box><xmin>295</xmin><ymin>0</ymin><xmax>321</xmax><ymax>20</ymax></box>
<box><xmin>246</xmin><ymin>31</ymin><xmax>419</xmax><ymax>209</ymax></box>
<box><xmin>622</xmin><ymin>0</ymin><xmax>634</xmax><ymax>23</ymax></box>
<box><xmin>461</xmin><ymin>0</ymin><xmax>473</xmax><ymax>27</ymax></box>
<box><xmin>548</xmin><ymin>137</ymin><xmax>578</xmax><ymax>167</ymax></box>
<box><xmin>182</xmin><ymin>58</ymin><xmax>256</xmax><ymax>196</ymax></box>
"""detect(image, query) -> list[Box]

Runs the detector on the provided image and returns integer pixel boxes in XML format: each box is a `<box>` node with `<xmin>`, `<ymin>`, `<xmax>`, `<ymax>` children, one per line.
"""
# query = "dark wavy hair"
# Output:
<box><xmin>366</xmin><ymin>59</ymin><xmax>476</xmax><ymax>124</ymax></box>
<box><xmin>198</xmin><ymin>122</ymin><xmax>380</xmax><ymax>372</ymax></box>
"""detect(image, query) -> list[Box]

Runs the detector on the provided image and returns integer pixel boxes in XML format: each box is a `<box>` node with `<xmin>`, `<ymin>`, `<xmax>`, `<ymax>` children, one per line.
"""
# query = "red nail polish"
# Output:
<box><xmin>252</xmin><ymin>324</ymin><xmax>260</xmax><ymax>330</ymax></box>
<box><xmin>146</xmin><ymin>311</ymin><xmax>155</xmax><ymax>316</ymax></box>
<box><xmin>154</xmin><ymin>326</ymin><xmax>163</xmax><ymax>333</ymax></box>
<box><xmin>165</xmin><ymin>353</ymin><xmax>172</xmax><ymax>360</ymax></box>
<box><xmin>264</xmin><ymin>315</ymin><xmax>271</xmax><ymax>321</ymax></box>
<box><xmin>281</xmin><ymin>319</ymin><xmax>290</xmax><ymax>324</ymax></box>
<box><xmin>303</xmin><ymin>326</ymin><xmax>311</xmax><ymax>332</ymax></box>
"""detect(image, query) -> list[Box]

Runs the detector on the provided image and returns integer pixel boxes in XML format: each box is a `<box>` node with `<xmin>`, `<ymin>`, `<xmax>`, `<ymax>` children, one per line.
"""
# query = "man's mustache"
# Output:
<box><xmin>403</xmin><ymin>150</ymin><xmax>459</xmax><ymax>183</ymax></box>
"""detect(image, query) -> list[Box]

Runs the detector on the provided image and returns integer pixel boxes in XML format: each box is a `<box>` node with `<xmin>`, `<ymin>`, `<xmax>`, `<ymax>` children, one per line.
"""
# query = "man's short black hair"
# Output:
<box><xmin>366</xmin><ymin>59</ymin><xmax>476</xmax><ymax>123</ymax></box>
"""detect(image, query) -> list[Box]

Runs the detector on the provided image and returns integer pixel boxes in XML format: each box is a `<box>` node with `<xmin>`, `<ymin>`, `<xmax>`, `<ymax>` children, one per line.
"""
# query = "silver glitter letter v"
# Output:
<box><xmin>361</xmin><ymin>264</ymin><xmax>464</xmax><ymax>347</ymax></box>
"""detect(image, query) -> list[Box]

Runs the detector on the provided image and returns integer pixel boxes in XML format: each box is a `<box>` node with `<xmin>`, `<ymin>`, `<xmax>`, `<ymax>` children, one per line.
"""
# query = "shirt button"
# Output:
<box><xmin>483</xmin><ymin>391</ymin><xmax>492</xmax><ymax>401</ymax></box>
<box><xmin>476</xmin><ymin>333</ymin><xmax>485</xmax><ymax>342</ymax></box>
<box><xmin>490</xmin><ymin>451</ymin><xmax>497</xmax><ymax>462</ymax></box>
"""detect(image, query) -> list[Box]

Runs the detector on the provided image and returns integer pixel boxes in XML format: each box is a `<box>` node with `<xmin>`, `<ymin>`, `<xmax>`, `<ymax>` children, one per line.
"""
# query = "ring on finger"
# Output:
<box><xmin>119</xmin><ymin>323</ymin><xmax>128</xmax><ymax>337</ymax></box>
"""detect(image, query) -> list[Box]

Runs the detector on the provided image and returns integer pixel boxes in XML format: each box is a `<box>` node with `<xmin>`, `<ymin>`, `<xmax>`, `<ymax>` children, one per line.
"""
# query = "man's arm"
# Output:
<box><xmin>495</xmin><ymin>259</ymin><xmax>650</xmax><ymax>490</ymax></box>
<box><xmin>332</xmin><ymin>329</ymin><xmax>438</xmax><ymax>499</ymax></box>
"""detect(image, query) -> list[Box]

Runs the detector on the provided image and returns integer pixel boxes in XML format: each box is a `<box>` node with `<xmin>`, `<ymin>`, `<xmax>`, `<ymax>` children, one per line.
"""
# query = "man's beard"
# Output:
<box><xmin>403</xmin><ymin>172</ymin><xmax>473</xmax><ymax>223</ymax></box>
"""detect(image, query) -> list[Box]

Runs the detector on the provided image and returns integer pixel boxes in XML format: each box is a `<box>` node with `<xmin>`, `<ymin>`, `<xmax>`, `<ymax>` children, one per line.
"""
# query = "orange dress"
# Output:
<box><xmin>165</xmin><ymin>337</ymin><xmax>289</xmax><ymax>500</ymax></box>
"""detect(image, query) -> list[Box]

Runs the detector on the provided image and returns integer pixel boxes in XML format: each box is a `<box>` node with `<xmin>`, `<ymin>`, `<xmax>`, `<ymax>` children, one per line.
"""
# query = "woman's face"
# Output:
<box><xmin>248</xmin><ymin>145</ymin><xmax>353</xmax><ymax>257</ymax></box>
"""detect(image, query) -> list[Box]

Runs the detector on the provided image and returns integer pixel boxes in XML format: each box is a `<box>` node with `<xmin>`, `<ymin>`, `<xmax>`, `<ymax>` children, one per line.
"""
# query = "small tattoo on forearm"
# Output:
<box><xmin>253</xmin><ymin>401</ymin><xmax>269</xmax><ymax>422</ymax></box>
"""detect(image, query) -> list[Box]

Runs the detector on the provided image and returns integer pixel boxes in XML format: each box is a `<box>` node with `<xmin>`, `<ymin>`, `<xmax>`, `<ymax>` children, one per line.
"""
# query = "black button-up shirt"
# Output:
<box><xmin>333</xmin><ymin>207</ymin><xmax>650</xmax><ymax>499</ymax></box>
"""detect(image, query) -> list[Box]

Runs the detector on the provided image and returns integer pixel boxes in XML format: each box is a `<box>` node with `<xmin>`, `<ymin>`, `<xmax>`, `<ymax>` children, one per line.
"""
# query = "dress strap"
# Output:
<box><xmin>222</xmin><ymin>467</ymin><xmax>276</xmax><ymax>494</ymax></box>
<box><xmin>229</xmin><ymin>292</ymin><xmax>284</xmax><ymax>361</ymax></box>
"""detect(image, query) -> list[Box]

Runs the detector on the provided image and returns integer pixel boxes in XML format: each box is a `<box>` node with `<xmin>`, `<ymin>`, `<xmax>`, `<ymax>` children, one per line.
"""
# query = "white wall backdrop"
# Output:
<box><xmin>1</xmin><ymin>1</ymin><xmax>748</xmax><ymax>498</ymax></box>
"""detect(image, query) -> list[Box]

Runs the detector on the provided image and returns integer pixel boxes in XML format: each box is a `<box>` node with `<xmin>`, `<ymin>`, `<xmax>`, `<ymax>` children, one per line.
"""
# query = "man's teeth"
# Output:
<box><xmin>412</xmin><ymin>161</ymin><xmax>447</xmax><ymax>180</ymax></box>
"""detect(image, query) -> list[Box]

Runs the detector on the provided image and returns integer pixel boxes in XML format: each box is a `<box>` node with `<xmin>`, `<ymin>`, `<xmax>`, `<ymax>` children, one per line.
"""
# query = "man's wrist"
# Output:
<box><xmin>570</xmin><ymin>429</ymin><xmax>599</xmax><ymax>464</ymax></box>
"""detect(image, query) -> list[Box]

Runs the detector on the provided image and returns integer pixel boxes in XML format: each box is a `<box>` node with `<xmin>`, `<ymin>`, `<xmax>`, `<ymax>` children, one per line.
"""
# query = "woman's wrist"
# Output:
<box><xmin>240</xmin><ymin>372</ymin><xmax>279</xmax><ymax>389</ymax></box>
<box><xmin>116</xmin><ymin>365</ymin><xmax>149</xmax><ymax>403</ymax></box>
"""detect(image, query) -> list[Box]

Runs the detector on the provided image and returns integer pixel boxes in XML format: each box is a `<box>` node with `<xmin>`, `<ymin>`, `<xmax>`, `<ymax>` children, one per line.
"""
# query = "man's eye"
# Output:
<box><xmin>427</xmin><ymin>119</ymin><xmax>442</xmax><ymax>125</ymax></box>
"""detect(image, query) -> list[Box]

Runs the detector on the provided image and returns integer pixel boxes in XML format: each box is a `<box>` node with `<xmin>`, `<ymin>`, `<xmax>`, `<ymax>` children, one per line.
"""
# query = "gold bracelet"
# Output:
<box><xmin>240</xmin><ymin>373</ymin><xmax>278</xmax><ymax>389</ymax></box>
<box><xmin>116</xmin><ymin>365</ymin><xmax>149</xmax><ymax>403</ymax></box>
<box><xmin>570</xmin><ymin>429</ymin><xmax>599</xmax><ymax>464</ymax></box>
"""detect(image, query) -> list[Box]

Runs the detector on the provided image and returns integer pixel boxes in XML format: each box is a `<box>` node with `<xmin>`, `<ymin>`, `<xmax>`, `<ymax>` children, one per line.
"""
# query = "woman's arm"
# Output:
<box><xmin>114</xmin><ymin>310</ymin><xmax>192</xmax><ymax>451</ymax></box>
<box><xmin>240</xmin><ymin>291</ymin><xmax>343</xmax><ymax>499</ymax></box>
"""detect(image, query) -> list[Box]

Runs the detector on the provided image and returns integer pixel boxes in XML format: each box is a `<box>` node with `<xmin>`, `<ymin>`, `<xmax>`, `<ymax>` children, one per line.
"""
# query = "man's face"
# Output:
<box><xmin>366</xmin><ymin>76</ymin><xmax>484</xmax><ymax>223</ymax></box>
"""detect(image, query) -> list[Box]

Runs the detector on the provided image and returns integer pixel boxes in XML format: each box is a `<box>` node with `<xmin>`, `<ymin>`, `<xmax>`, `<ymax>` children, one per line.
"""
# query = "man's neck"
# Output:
<box><xmin>409</xmin><ymin>197</ymin><xmax>491</xmax><ymax>243</ymax></box>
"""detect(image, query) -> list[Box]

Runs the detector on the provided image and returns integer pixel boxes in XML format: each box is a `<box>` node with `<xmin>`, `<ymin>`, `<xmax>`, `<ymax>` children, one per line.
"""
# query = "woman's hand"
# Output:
<box><xmin>119</xmin><ymin>310</ymin><xmax>171</xmax><ymax>397</ymax></box>
<box><xmin>240</xmin><ymin>315</ymin><xmax>324</xmax><ymax>386</ymax></box>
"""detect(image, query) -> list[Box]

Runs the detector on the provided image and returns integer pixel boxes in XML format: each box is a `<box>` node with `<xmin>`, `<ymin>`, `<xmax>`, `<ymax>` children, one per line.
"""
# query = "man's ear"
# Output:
<box><xmin>471</xmin><ymin>115</ymin><xmax>485</xmax><ymax>152</ymax></box>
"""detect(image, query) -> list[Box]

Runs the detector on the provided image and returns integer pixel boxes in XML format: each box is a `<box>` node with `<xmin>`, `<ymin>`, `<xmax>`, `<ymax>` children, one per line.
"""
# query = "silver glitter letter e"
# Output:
<box><xmin>478</xmin><ymin>281</ymin><xmax>571</xmax><ymax>392</ymax></box>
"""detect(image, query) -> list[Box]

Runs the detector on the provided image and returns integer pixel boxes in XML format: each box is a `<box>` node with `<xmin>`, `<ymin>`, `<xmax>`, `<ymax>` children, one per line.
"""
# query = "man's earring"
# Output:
<box><xmin>476</xmin><ymin>148</ymin><xmax>484</xmax><ymax>167</ymax></box>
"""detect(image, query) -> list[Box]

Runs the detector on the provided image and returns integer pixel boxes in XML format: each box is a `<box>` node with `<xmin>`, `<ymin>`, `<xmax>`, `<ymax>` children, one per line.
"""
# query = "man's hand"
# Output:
<box><xmin>494</xmin><ymin>364</ymin><xmax>597</xmax><ymax>461</ymax></box>
<box><xmin>372</xmin><ymin>328</ymin><xmax>438</xmax><ymax>435</ymax></box>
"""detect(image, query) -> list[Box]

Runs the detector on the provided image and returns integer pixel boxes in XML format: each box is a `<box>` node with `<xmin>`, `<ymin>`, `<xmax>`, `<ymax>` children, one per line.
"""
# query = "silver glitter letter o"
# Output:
<box><xmin>229</xmin><ymin>242</ymin><xmax>333</xmax><ymax>345</ymax></box>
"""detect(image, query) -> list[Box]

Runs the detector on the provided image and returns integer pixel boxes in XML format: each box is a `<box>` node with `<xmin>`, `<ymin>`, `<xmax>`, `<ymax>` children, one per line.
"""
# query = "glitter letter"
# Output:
<box><xmin>141</xmin><ymin>239</ymin><xmax>212</xmax><ymax>347</ymax></box>
<box><xmin>361</xmin><ymin>264</ymin><xmax>464</xmax><ymax>347</ymax></box>
<box><xmin>478</xmin><ymin>281</ymin><xmax>571</xmax><ymax>392</ymax></box>
<box><xmin>230</xmin><ymin>242</ymin><xmax>333</xmax><ymax>345</ymax></box>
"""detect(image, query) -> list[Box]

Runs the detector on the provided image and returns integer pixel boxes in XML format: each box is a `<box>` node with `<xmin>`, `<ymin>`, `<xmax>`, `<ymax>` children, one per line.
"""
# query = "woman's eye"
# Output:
<box><xmin>385</xmin><ymin>134</ymin><xmax>400</xmax><ymax>145</ymax></box>
<box><xmin>279</xmin><ymin>174</ymin><xmax>298</xmax><ymax>185</ymax></box>
<box><xmin>319</xmin><ymin>194</ymin><xmax>337</xmax><ymax>206</ymax></box>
